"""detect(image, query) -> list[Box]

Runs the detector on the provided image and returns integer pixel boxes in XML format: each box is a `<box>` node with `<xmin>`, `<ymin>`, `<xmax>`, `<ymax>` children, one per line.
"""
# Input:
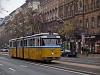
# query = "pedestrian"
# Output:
<box><xmin>81</xmin><ymin>47</ymin><xmax>84</xmax><ymax>54</ymax></box>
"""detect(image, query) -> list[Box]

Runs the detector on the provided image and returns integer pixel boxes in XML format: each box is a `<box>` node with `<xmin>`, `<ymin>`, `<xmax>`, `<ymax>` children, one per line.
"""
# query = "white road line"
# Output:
<box><xmin>0</xmin><ymin>72</ymin><xmax>5</xmax><ymax>75</ymax></box>
<box><xmin>66</xmin><ymin>60</ymin><xmax>100</xmax><ymax>65</ymax></box>
<box><xmin>11</xmin><ymin>59</ymin><xmax>99</xmax><ymax>75</ymax></box>
<box><xmin>9</xmin><ymin>68</ymin><xmax>16</xmax><ymax>72</ymax></box>
<box><xmin>29</xmin><ymin>63</ymin><xmax>98</xmax><ymax>75</ymax></box>
<box><xmin>0</xmin><ymin>64</ymin><xmax>4</xmax><ymax>66</ymax></box>
<box><xmin>33</xmin><ymin>63</ymin><xmax>88</xmax><ymax>75</ymax></box>
<box><xmin>20</xmin><ymin>65</ymin><xmax>27</xmax><ymax>68</ymax></box>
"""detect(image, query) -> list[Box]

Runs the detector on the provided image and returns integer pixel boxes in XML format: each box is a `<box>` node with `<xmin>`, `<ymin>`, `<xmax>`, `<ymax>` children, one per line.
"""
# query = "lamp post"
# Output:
<box><xmin>81</xmin><ymin>32</ymin><xmax>85</xmax><ymax>54</ymax></box>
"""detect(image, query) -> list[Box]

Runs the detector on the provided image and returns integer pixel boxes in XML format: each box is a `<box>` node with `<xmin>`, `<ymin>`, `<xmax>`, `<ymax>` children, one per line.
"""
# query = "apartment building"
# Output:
<box><xmin>39</xmin><ymin>0</ymin><xmax>58</xmax><ymax>22</ymax></box>
<box><xmin>39</xmin><ymin>0</ymin><xmax>100</xmax><ymax>53</ymax></box>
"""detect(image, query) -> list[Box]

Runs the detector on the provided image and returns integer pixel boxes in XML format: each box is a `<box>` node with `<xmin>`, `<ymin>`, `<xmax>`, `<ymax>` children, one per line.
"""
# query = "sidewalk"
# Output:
<box><xmin>53</xmin><ymin>60</ymin><xmax>100</xmax><ymax>70</ymax></box>
<box><xmin>77</xmin><ymin>54</ymin><xmax>100</xmax><ymax>58</ymax></box>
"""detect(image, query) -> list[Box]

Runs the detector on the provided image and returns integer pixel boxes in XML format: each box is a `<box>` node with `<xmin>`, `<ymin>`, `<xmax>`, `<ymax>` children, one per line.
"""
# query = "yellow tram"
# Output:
<box><xmin>9</xmin><ymin>33</ymin><xmax>61</xmax><ymax>62</ymax></box>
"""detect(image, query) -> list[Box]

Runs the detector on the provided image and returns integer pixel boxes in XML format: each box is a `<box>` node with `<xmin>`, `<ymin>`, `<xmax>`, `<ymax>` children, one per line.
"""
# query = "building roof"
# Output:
<box><xmin>0</xmin><ymin>18</ymin><xmax>4</xmax><ymax>27</ymax></box>
<box><xmin>0</xmin><ymin>18</ymin><xmax>4</xmax><ymax>24</ymax></box>
<box><xmin>0</xmin><ymin>16</ymin><xmax>10</xmax><ymax>27</ymax></box>
<box><xmin>26</xmin><ymin>0</ymin><xmax>42</xmax><ymax>2</ymax></box>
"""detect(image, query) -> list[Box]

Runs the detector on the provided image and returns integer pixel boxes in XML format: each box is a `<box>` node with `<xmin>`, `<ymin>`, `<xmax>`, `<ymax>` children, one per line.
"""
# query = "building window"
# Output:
<box><xmin>75</xmin><ymin>2</ymin><xmax>78</xmax><ymax>14</ymax></box>
<box><xmin>72</xmin><ymin>3</ymin><xmax>75</xmax><ymax>16</ymax></box>
<box><xmin>91</xmin><ymin>17</ymin><xmax>95</xmax><ymax>28</ymax></box>
<box><xmin>64</xmin><ymin>5</ymin><xmax>68</xmax><ymax>18</ymax></box>
<box><xmin>73</xmin><ymin>3</ymin><xmax>75</xmax><ymax>16</ymax></box>
<box><xmin>79</xmin><ymin>0</ymin><xmax>82</xmax><ymax>9</ymax></box>
<box><xmin>97</xmin><ymin>16</ymin><xmax>100</xmax><ymax>27</ymax></box>
<box><xmin>80</xmin><ymin>20</ymin><xmax>82</xmax><ymax>28</ymax></box>
<box><xmin>84</xmin><ymin>0</ymin><xmax>89</xmax><ymax>12</ymax></box>
<box><xmin>86</xmin><ymin>19</ymin><xmax>89</xmax><ymax>29</ymax></box>
<box><xmin>59</xmin><ymin>6</ymin><xmax>63</xmax><ymax>18</ymax></box>
<box><xmin>70</xmin><ymin>5</ymin><xmax>73</xmax><ymax>17</ymax></box>
<box><xmin>96</xmin><ymin>0</ymin><xmax>100</xmax><ymax>8</ymax></box>
<box><xmin>91</xmin><ymin>0</ymin><xmax>95</xmax><ymax>10</ymax></box>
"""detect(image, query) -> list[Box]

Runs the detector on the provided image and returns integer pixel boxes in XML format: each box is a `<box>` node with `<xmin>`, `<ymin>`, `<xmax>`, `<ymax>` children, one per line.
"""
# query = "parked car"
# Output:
<box><xmin>61</xmin><ymin>49</ymin><xmax>77</xmax><ymax>57</ymax></box>
<box><xmin>0</xmin><ymin>49</ymin><xmax>9</xmax><ymax>52</ymax></box>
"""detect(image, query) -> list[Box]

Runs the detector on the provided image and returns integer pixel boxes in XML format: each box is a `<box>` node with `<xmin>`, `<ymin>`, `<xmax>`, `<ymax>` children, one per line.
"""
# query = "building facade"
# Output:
<box><xmin>39</xmin><ymin>0</ymin><xmax>58</xmax><ymax>22</ymax></box>
<box><xmin>39</xmin><ymin>0</ymin><xmax>100</xmax><ymax>53</ymax></box>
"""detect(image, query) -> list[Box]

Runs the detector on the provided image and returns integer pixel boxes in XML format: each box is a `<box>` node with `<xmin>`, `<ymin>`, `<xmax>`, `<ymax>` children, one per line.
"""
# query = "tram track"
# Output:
<box><xmin>39</xmin><ymin>64</ymin><xmax>99</xmax><ymax>75</ymax></box>
<box><xmin>24</xmin><ymin>61</ymin><xmax>98</xmax><ymax>75</ymax></box>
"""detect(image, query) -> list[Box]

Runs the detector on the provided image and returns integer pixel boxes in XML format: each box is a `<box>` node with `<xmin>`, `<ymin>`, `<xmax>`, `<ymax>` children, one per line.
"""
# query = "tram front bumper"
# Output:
<box><xmin>43</xmin><ymin>57</ymin><xmax>60</xmax><ymax>60</ymax></box>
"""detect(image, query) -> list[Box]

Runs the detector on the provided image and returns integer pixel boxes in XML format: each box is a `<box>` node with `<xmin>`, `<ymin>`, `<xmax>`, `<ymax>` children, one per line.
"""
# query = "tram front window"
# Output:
<box><xmin>42</xmin><ymin>39</ymin><xmax>59</xmax><ymax>46</ymax></box>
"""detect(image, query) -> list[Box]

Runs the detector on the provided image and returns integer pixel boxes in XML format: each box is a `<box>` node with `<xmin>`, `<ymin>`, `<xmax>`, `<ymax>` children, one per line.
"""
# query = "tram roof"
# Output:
<box><xmin>24</xmin><ymin>33</ymin><xmax>59</xmax><ymax>38</ymax></box>
<box><xmin>9</xmin><ymin>33</ymin><xmax>60</xmax><ymax>41</ymax></box>
<box><xmin>33</xmin><ymin>33</ymin><xmax>59</xmax><ymax>36</ymax></box>
<box><xmin>9</xmin><ymin>39</ymin><xmax>16</xmax><ymax>42</ymax></box>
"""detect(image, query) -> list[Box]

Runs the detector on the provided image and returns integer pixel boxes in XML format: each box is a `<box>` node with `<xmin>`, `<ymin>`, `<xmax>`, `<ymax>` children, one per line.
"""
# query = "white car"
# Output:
<box><xmin>61</xmin><ymin>49</ymin><xmax>77</xmax><ymax>57</ymax></box>
<box><xmin>1</xmin><ymin>49</ymin><xmax>9</xmax><ymax>52</ymax></box>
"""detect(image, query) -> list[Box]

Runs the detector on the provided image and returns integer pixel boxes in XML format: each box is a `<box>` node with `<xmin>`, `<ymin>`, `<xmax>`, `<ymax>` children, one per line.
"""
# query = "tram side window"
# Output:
<box><xmin>17</xmin><ymin>41</ymin><xmax>20</xmax><ymax>47</ymax></box>
<box><xmin>10</xmin><ymin>42</ymin><xmax>12</xmax><ymax>47</ymax></box>
<box><xmin>36</xmin><ymin>38</ymin><xmax>39</xmax><ymax>46</ymax></box>
<box><xmin>20</xmin><ymin>40</ymin><xmax>23</xmax><ymax>47</ymax></box>
<box><xmin>24</xmin><ymin>40</ymin><xmax>27</xmax><ymax>47</ymax></box>
<box><xmin>13</xmin><ymin>41</ymin><xmax>16</xmax><ymax>47</ymax></box>
<box><xmin>41</xmin><ymin>39</ymin><xmax>45</xmax><ymax>46</ymax></box>
<box><xmin>56</xmin><ymin>39</ymin><xmax>60</xmax><ymax>45</ymax></box>
<box><xmin>33</xmin><ymin>39</ymin><xmax>35</xmax><ymax>46</ymax></box>
<box><xmin>28</xmin><ymin>39</ymin><xmax>35</xmax><ymax>46</ymax></box>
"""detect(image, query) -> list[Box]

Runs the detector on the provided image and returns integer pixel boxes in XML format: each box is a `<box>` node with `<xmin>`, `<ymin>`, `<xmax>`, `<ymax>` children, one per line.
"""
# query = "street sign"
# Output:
<box><xmin>81</xmin><ymin>32</ymin><xmax>85</xmax><ymax>35</ymax></box>
<box><xmin>81</xmin><ymin>32</ymin><xmax>85</xmax><ymax>47</ymax></box>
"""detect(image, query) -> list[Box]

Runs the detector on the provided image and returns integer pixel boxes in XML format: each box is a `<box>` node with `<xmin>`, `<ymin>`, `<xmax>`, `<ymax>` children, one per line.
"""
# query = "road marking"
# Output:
<box><xmin>20</xmin><ymin>65</ymin><xmax>27</xmax><ymax>68</ymax></box>
<box><xmin>8</xmin><ymin>59</ymin><xmax>99</xmax><ymax>75</ymax></box>
<box><xmin>28</xmin><ymin>62</ymin><xmax>98</xmax><ymax>75</ymax></box>
<box><xmin>0</xmin><ymin>64</ymin><xmax>4</xmax><ymax>66</ymax></box>
<box><xmin>0</xmin><ymin>72</ymin><xmax>5</xmax><ymax>75</ymax></box>
<box><xmin>11</xmin><ymin>59</ymin><xmax>86</xmax><ymax>75</ymax></box>
<box><xmin>9</xmin><ymin>68</ymin><xmax>16</xmax><ymax>72</ymax></box>
<box><xmin>33</xmin><ymin>63</ymin><xmax>89</xmax><ymax>75</ymax></box>
<box><xmin>66</xmin><ymin>60</ymin><xmax>100</xmax><ymax>65</ymax></box>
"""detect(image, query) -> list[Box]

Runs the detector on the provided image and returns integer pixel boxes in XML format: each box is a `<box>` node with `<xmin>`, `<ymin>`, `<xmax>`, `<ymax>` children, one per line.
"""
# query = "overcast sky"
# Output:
<box><xmin>0</xmin><ymin>0</ymin><xmax>26</xmax><ymax>18</ymax></box>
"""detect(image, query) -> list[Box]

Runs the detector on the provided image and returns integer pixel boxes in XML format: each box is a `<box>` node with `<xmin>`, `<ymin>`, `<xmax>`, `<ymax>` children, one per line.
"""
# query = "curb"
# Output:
<box><xmin>43</xmin><ymin>63</ymin><xmax>99</xmax><ymax>75</ymax></box>
<box><xmin>77</xmin><ymin>54</ymin><xmax>100</xmax><ymax>58</ymax></box>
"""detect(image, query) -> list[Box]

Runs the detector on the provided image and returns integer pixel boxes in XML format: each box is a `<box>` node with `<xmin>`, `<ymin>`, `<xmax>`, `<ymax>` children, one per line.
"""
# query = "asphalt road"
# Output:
<box><xmin>0</xmin><ymin>52</ymin><xmax>100</xmax><ymax>75</ymax></box>
<box><xmin>0</xmin><ymin>52</ymin><xmax>100</xmax><ymax>66</ymax></box>
<box><xmin>0</xmin><ymin>56</ymin><xmax>83</xmax><ymax>75</ymax></box>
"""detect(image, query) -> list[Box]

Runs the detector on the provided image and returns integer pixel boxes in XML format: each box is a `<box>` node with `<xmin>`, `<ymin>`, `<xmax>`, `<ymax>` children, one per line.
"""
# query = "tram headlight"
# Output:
<box><xmin>52</xmin><ymin>52</ymin><xmax>54</xmax><ymax>55</ymax></box>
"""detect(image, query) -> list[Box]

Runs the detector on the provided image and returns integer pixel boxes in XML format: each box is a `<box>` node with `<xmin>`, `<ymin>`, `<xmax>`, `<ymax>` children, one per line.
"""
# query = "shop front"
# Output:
<box><xmin>85</xmin><ymin>34</ymin><xmax>100</xmax><ymax>54</ymax></box>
